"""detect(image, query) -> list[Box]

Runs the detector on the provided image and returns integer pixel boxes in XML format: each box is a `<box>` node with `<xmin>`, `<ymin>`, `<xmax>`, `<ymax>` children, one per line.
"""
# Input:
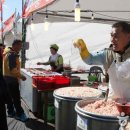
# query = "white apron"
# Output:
<box><xmin>108</xmin><ymin>59</ymin><xmax>130</xmax><ymax>99</ymax></box>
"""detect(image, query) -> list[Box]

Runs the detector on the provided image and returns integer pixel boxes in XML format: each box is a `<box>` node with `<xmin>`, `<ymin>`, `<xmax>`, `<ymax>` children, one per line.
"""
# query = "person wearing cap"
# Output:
<box><xmin>37</xmin><ymin>44</ymin><xmax>64</xmax><ymax>73</ymax></box>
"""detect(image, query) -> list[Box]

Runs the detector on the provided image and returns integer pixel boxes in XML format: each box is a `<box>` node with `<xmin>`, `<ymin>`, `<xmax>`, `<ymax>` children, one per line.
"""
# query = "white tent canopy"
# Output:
<box><xmin>4</xmin><ymin>0</ymin><xmax>129</xmax><ymax>70</ymax></box>
<box><xmin>25</xmin><ymin>22</ymin><xmax>111</xmax><ymax>69</ymax></box>
<box><xmin>37</xmin><ymin>0</ymin><xmax>130</xmax><ymax>23</ymax></box>
<box><xmin>4</xmin><ymin>0</ymin><xmax>130</xmax><ymax>70</ymax></box>
<box><xmin>25</xmin><ymin>0</ymin><xmax>130</xmax><ymax>69</ymax></box>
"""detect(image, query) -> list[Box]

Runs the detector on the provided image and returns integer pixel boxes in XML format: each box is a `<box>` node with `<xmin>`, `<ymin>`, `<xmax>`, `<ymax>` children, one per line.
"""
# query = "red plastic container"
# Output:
<box><xmin>53</xmin><ymin>76</ymin><xmax>70</xmax><ymax>88</ymax></box>
<box><xmin>33</xmin><ymin>76</ymin><xmax>70</xmax><ymax>90</ymax></box>
<box><xmin>37</xmin><ymin>77</ymin><xmax>55</xmax><ymax>91</ymax></box>
<box><xmin>32</xmin><ymin>76</ymin><xmax>43</xmax><ymax>86</ymax></box>
<box><xmin>32</xmin><ymin>76</ymin><xmax>55</xmax><ymax>91</ymax></box>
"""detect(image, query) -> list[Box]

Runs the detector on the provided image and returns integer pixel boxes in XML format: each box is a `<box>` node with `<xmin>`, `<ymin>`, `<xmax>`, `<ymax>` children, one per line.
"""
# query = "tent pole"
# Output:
<box><xmin>0</xmin><ymin>0</ymin><xmax>4</xmax><ymax>45</ymax></box>
<box><xmin>21</xmin><ymin>0</ymin><xmax>26</xmax><ymax>68</ymax></box>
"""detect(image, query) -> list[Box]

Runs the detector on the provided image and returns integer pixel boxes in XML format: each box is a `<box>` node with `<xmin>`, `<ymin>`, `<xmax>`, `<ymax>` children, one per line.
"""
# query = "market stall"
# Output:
<box><xmin>20</xmin><ymin>68</ymin><xmax>70</xmax><ymax>123</ymax></box>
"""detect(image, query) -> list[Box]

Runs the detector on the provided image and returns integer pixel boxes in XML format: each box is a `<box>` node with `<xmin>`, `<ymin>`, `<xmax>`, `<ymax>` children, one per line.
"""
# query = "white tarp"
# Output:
<box><xmin>3</xmin><ymin>0</ymin><xmax>130</xmax><ymax>72</ymax></box>
<box><xmin>40</xmin><ymin>0</ymin><xmax>130</xmax><ymax>22</ymax></box>
<box><xmin>25</xmin><ymin>22</ymin><xmax>111</xmax><ymax>70</ymax></box>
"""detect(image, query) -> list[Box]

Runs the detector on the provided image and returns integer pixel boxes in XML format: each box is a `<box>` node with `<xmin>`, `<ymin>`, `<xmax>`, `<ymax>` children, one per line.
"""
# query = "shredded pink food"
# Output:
<box><xmin>82</xmin><ymin>99</ymin><xmax>120</xmax><ymax>116</ymax></box>
<box><xmin>55</xmin><ymin>87</ymin><xmax>101</xmax><ymax>98</ymax></box>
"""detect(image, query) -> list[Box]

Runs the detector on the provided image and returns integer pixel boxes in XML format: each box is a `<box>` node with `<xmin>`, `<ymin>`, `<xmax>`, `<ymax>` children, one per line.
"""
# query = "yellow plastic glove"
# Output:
<box><xmin>73</xmin><ymin>39</ymin><xmax>90</xmax><ymax>59</ymax></box>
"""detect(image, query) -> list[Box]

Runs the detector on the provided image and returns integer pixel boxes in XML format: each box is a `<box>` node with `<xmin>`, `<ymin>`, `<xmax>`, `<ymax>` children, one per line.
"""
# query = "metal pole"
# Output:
<box><xmin>21</xmin><ymin>0</ymin><xmax>26</xmax><ymax>68</ymax></box>
<box><xmin>0</xmin><ymin>0</ymin><xmax>4</xmax><ymax>45</ymax></box>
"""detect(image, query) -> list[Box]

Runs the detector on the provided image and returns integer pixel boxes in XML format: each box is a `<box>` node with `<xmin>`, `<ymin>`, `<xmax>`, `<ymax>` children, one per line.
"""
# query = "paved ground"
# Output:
<box><xmin>7</xmin><ymin>117</ymin><xmax>55</xmax><ymax>130</ymax></box>
<box><xmin>7</xmin><ymin>99</ymin><xmax>55</xmax><ymax>130</ymax></box>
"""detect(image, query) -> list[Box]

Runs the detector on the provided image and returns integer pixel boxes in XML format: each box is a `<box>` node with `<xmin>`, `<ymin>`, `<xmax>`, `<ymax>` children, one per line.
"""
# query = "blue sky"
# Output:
<box><xmin>3</xmin><ymin>0</ymin><xmax>22</xmax><ymax>21</ymax></box>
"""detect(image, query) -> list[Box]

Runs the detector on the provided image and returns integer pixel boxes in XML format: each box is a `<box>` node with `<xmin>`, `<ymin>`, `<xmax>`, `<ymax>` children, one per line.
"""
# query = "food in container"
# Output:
<box><xmin>81</xmin><ymin>99</ymin><xmax>120</xmax><ymax>116</ymax></box>
<box><xmin>54</xmin><ymin>86</ymin><xmax>102</xmax><ymax>99</ymax></box>
<box><xmin>54</xmin><ymin>87</ymin><xmax>101</xmax><ymax>130</ymax></box>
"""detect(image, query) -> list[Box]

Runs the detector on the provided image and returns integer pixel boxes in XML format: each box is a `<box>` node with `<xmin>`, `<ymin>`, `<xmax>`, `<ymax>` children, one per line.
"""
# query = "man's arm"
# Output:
<box><xmin>73</xmin><ymin>39</ymin><xmax>107</xmax><ymax>67</ymax></box>
<box><xmin>83</xmin><ymin>50</ymin><xmax>106</xmax><ymax>66</ymax></box>
<box><xmin>37</xmin><ymin>62</ymin><xmax>50</xmax><ymax>65</ymax></box>
<box><xmin>37</xmin><ymin>57</ymin><xmax>50</xmax><ymax>65</ymax></box>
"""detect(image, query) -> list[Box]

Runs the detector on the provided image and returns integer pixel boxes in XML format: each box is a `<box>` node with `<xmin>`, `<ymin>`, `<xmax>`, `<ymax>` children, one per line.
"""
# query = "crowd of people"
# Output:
<box><xmin>0</xmin><ymin>21</ymin><xmax>130</xmax><ymax>129</ymax></box>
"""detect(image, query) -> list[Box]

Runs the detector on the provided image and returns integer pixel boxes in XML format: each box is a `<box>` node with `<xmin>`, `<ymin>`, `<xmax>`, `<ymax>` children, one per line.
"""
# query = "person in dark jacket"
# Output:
<box><xmin>0</xmin><ymin>43</ymin><xmax>5</xmax><ymax>75</ymax></box>
<box><xmin>3</xmin><ymin>40</ymin><xmax>28</xmax><ymax>122</ymax></box>
<box><xmin>0</xmin><ymin>76</ymin><xmax>8</xmax><ymax>130</ymax></box>
<box><xmin>0</xmin><ymin>43</ymin><xmax>8</xmax><ymax>130</ymax></box>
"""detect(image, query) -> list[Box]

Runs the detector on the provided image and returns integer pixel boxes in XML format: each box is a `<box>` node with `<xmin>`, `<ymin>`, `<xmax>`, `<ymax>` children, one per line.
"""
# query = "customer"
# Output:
<box><xmin>73</xmin><ymin>21</ymin><xmax>130</xmax><ymax>99</ymax></box>
<box><xmin>3</xmin><ymin>39</ymin><xmax>28</xmax><ymax>122</ymax></box>
<box><xmin>0</xmin><ymin>43</ymin><xmax>8</xmax><ymax>130</ymax></box>
<box><xmin>0</xmin><ymin>75</ymin><xmax>8</xmax><ymax>130</ymax></box>
<box><xmin>0</xmin><ymin>43</ymin><xmax>5</xmax><ymax>75</ymax></box>
<box><xmin>37</xmin><ymin>44</ymin><xmax>64</xmax><ymax>73</ymax></box>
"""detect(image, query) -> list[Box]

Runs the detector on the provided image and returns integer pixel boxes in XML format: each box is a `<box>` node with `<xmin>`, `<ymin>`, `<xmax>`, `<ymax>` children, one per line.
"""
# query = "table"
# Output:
<box><xmin>20</xmin><ymin>69</ymin><xmax>70</xmax><ymax>125</ymax></box>
<box><xmin>32</xmin><ymin>75</ymin><xmax>70</xmax><ymax>124</ymax></box>
<box><xmin>33</xmin><ymin>84</ymin><xmax>54</xmax><ymax>125</ymax></box>
<box><xmin>20</xmin><ymin>69</ymin><xmax>38</xmax><ymax>112</ymax></box>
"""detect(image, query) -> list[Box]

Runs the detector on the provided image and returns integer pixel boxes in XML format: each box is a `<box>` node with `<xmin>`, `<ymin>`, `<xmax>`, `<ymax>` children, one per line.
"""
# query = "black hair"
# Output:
<box><xmin>50</xmin><ymin>47</ymin><xmax>58</xmax><ymax>51</ymax></box>
<box><xmin>0</xmin><ymin>43</ymin><xmax>3</xmax><ymax>46</ymax></box>
<box><xmin>12</xmin><ymin>39</ymin><xmax>22</xmax><ymax>46</ymax></box>
<box><xmin>112</xmin><ymin>21</ymin><xmax>130</xmax><ymax>33</ymax></box>
<box><xmin>109</xmin><ymin>44</ymin><xmax>113</xmax><ymax>48</ymax></box>
<box><xmin>0</xmin><ymin>43</ymin><xmax>5</xmax><ymax>47</ymax></box>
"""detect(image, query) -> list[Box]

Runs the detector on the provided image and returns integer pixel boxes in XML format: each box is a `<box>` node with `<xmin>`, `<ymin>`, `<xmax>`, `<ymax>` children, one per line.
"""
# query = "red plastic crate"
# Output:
<box><xmin>32</xmin><ymin>76</ymin><xmax>70</xmax><ymax>90</ymax></box>
<box><xmin>53</xmin><ymin>76</ymin><xmax>70</xmax><ymax>88</ymax></box>
<box><xmin>32</xmin><ymin>76</ymin><xmax>43</xmax><ymax>86</ymax></box>
<box><xmin>37</xmin><ymin>77</ymin><xmax>55</xmax><ymax>91</ymax></box>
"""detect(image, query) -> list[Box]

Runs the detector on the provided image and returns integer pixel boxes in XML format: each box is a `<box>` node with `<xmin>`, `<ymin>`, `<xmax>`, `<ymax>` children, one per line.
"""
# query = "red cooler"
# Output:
<box><xmin>37</xmin><ymin>77</ymin><xmax>55</xmax><ymax>91</ymax></box>
<box><xmin>54</xmin><ymin>76</ymin><xmax>70</xmax><ymax>88</ymax></box>
<box><xmin>32</xmin><ymin>76</ymin><xmax>43</xmax><ymax>86</ymax></box>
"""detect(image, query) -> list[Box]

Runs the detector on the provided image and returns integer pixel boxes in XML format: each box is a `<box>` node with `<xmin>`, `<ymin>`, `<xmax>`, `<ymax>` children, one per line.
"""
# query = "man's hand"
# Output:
<box><xmin>21</xmin><ymin>75</ymin><xmax>26</xmax><ymax>81</ymax></box>
<box><xmin>73</xmin><ymin>39</ymin><xmax>90</xmax><ymax>59</ymax></box>
<box><xmin>37</xmin><ymin>62</ymin><xmax>42</xmax><ymax>65</ymax></box>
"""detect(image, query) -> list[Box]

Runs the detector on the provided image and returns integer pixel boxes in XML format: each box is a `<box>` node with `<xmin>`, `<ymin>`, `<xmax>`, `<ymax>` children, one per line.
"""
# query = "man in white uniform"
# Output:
<box><xmin>73</xmin><ymin>21</ymin><xmax>130</xmax><ymax>99</ymax></box>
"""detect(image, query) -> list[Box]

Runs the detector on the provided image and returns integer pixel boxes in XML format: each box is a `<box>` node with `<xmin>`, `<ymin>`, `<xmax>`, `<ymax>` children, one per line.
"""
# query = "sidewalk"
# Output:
<box><xmin>7</xmin><ymin>117</ymin><xmax>55</xmax><ymax>130</ymax></box>
<box><xmin>7</xmin><ymin>99</ymin><xmax>55</xmax><ymax>130</ymax></box>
